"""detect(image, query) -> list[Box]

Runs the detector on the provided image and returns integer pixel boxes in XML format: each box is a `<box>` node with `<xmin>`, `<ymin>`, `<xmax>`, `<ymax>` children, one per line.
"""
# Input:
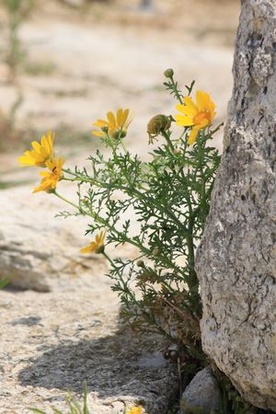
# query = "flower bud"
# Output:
<box><xmin>137</xmin><ymin>259</ymin><xmax>145</xmax><ymax>267</ymax></box>
<box><xmin>111</xmin><ymin>129</ymin><xmax>127</xmax><ymax>140</ymax></box>
<box><xmin>164</xmin><ymin>68</ymin><xmax>174</xmax><ymax>78</ymax></box>
<box><xmin>152</xmin><ymin>248</ymin><xmax>160</xmax><ymax>256</ymax></box>
<box><xmin>95</xmin><ymin>245</ymin><xmax>105</xmax><ymax>254</ymax></box>
<box><xmin>173</xmin><ymin>147</ymin><xmax>181</xmax><ymax>155</ymax></box>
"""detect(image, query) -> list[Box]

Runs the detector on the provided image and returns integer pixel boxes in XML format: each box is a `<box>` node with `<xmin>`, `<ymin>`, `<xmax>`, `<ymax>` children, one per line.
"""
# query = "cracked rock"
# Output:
<box><xmin>195</xmin><ymin>0</ymin><xmax>276</xmax><ymax>411</ymax></box>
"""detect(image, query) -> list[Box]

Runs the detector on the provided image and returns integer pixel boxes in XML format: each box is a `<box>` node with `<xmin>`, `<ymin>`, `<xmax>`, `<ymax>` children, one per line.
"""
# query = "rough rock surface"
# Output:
<box><xmin>0</xmin><ymin>287</ymin><xmax>178</xmax><ymax>414</ymax></box>
<box><xmin>180</xmin><ymin>367</ymin><xmax>220</xmax><ymax>414</ymax></box>
<box><xmin>195</xmin><ymin>0</ymin><xmax>276</xmax><ymax>411</ymax></box>
<box><xmin>0</xmin><ymin>185</ymin><xmax>105</xmax><ymax>292</ymax></box>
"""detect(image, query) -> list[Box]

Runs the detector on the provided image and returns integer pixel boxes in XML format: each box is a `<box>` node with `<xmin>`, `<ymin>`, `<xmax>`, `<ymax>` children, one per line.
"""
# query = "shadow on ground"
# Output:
<box><xmin>18</xmin><ymin>325</ymin><xmax>179</xmax><ymax>411</ymax></box>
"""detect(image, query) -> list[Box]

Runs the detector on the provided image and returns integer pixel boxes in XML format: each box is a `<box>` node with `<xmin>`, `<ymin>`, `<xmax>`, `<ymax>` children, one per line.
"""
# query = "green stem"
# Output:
<box><xmin>53</xmin><ymin>190</ymin><xmax>80</xmax><ymax>210</ymax></box>
<box><xmin>62</xmin><ymin>168</ymin><xmax>190</xmax><ymax>236</ymax></box>
<box><xmin>55</xmin><ymin>184</ymin><xmax>152</xmax><ymax>256</ymax></box>
<box><xmin>164</xmin><ymin>75</ymin><xmax>183</xmax><ymax>104</ymax></box>
<box><xmin>162</xmin><ymin>130</ymin><xmax>175</xmax><ymax>152</ymax></box>
<box><xmin>102</xmin><ymin>251</ymin><xmax>115</xmax><ymax>266</ymax></box>
<box><xmin>119</xmin><ymin>139</ymin><xmax>128</xmax><ymax>154</ymax></box>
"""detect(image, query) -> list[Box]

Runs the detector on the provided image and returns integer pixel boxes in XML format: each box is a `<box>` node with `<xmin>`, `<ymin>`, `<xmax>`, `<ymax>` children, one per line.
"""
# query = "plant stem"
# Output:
<box><xmin>53</xmin><ymin>190</ymin><xmax>79</xmax><ymax>210</ymax></box>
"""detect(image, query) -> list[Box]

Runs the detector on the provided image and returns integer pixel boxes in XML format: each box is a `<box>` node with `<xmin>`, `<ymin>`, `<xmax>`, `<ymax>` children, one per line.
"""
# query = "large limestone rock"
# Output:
<box><xmin>195</xmin><ymin>0</ymin><xmax>276</xmax><ymax>411</ymax></box>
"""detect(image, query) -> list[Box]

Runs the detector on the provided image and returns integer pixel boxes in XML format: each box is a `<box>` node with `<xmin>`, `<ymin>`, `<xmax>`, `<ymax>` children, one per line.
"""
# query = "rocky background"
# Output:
<box><xmin>0</xmin><ymin>1</ymin><xmax>240</xmax><ymax>413</ymax></box>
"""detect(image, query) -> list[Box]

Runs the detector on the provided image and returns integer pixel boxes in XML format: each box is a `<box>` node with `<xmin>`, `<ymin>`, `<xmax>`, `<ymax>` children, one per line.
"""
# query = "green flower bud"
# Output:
<box><xmin>164</xmin><ymin>68</ymin><xmax>174</xmax><ymax>78</ymax></box>
<box><xmin>111</xmin><ymin>129</ymin><xmax>127</xmax><ymax>140</ymax></box>
<box><xmin>152</xmin><ymin>248</ymin><xmax>160</xmax><ymax>256</ymax></box>
<box><xmin>137</xmin><ymin>259</ymin><xmax>145</xmax><ymax>267</ymax></box>
<box><xmin>173</xmin><ymin>147</ymin><xmax>181</xmax><ymax>155</ymax></box>
<box><xmin>95</xmin><ymin>245</ymin><xmax>105</xmax><ymax>254</ymax></box>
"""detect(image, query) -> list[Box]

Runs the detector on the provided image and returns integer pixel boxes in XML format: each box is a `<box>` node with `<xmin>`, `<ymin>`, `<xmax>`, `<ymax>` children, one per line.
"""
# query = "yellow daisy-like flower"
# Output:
<box><xmin>175</xmin><ymin>91</ymin><xmax>216</xmax><ymax>145</ymax></box>
<box><xmin>126</xmin><ymin>406</ymin><xmax>143</xmax><ymax>414</ymax></box>
<box><xmin>80</xmin><ymin>230</ymin><xmax>106</xmax><ymax>255</ymax></box>
<box><xmin>93</xmin><ymin>108</ymin><xmax>131</xmax><ymax>139</ymax></box>
<box><xmin>18</xmin><ymin>131</ymin><xmax>55</xmax><ymax>167</ymax></box>
<box><xmin>33</xmin><ymin>157</ymin><xmax>64</xmax><ymax>193</ymax></box>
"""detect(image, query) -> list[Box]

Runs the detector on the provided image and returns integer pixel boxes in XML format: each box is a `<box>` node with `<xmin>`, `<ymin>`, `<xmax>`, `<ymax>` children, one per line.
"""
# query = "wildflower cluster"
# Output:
<box><xmin>18</xmin><ymin>131</ymin><xmax>64</xmax><ymax>193</ymax></box>
<box><xmin>19</xmin><ymin>69</ymin><xmax>221</xmax><ymax>362</ymax></box>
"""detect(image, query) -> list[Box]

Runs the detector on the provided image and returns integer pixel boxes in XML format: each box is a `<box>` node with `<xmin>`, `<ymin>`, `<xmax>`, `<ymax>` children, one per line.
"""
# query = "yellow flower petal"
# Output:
<box><xmin>93</xmin><ymin>119</ymin><xmax>107</xmax><ymax>128</ymax></box>
<box><xmin>80</xmin><ymin>243</ymin><xmax>96</xmax><ymax>254</ymax></box>
<box><xmin>196</xmin><ymin>90</ymin><xmax>214</xmax><ymax>112</ymax></box>
<box><xmin>126</xmin><ymin>406</ymin><xmax>143</xmax><ymax>414</ymax></box>
<box><xmin>80</xmin><ymin>230</ymin><xmax>106</xmax><ymax>254</ymax></box>
<box><xmin>33</xmin><ymin>157</ymin><xmax>64</xmax><ymax>193</ymax></box>
<box><xmin>92</xmin><ymin>109</ymin><xmax>131</xmax><ymax>139</ymax></box>
<box><xmin>175</xmin><ymin>90</ymin><xmax>216</xmax><ymax>145</ymax></box>
<box><xmin>41</xmin><ymin>132</ymin><xmax>54</xmax><ymax>154</ymax></box>
<box><xmin>116</xmin><ymin>108</ymin><xmax>124</xmax><ymax>125</ymax></box>
<box><xmin>107</xmin><ymin>111</ymin><xmax>116</xmax><ymax>128</ymax></box>
<box><xmin>175</xmin><ymin>99</ymin><xmax>198</xmax><ymax>118</ymax></box>
<box><xmin>119</xmin><ymin>108</ymin><xmax>130</xmax><ymax>126</ymax></box>
<box><xmin>18</xmin><ymin>151</ymin><xmax>36</xmax><ymax>166</ymax></box>
<box><xmin>93</xmin><ymin>130</ymin><xmax>105</xmax><ymax>137</ymax></box>
<box><xmin>187</xmin><ymin>126</ymin><xmax>200</xmax><ymax>145</ymax></box>
<box><xmin>183</xmin><ymin>95</ymin><xmax>198</xmax><ymax>111</ymax></box>
<box><xmin>18</xmin><ymin>131</ymin><xmax>55</xmax><ymax>167</ymax></box>
<box><xmin>174</xmin><ymin>114</ymin><xmax>194</xmax><ymax>127</ymax></box>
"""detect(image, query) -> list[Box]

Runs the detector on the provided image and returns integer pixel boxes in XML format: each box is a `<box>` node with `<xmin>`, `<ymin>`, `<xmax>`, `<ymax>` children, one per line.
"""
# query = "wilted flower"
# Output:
<box><xmin>147</xmin><ymin>114</ymin><xmax>171</xmax><ymax>143</ymax></box>
<box><xmin>80</xmin><ymin>230</ymin><xmax>106</xmax><ymax>254</ymax></box>
<box><xmin>175</xmin><ymin>90</ymin><xmax>216</xmax><ymax>145</ymax></box>
<box><xmin>33</xmin><ymin>157</ymin><xmax>64</xmax><ymax>193</ymax></box>
<box><xmin>93</xmin><ymin>108</ymin><xmax>131</xmax><ymax>139</ymax></box>
<box><xmin>18</xmin><ymin>131</ymin><xmax>55</xmax><ymax>167</ymax></box>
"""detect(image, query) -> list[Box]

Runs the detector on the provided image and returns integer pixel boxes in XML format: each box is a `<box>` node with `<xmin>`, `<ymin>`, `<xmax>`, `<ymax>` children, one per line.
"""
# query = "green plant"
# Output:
<box><xmin>19</xmin><ymin>69</ymin><xmax>275</xmax><ymax>414</ymax></box>
<box><xmin>18</xmin><ymin>69</ymin><xmax>221</xmax><ymax>363</ymax></box>
<box><xmin>66</xmin><ymin>75</ymin><xmax>219</xmax><ymax>361</ymax></box>
<box><xmin>19</xmin><ymin>68</ymin><xmax>223</xmax><ymax>411</ymax></box>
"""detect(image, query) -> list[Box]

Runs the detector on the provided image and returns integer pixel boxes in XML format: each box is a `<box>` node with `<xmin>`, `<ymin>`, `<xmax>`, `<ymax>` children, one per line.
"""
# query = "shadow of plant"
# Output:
<box><xmin>18</xmin><ymin>325</ymin><xmax>178</xmax><ymax>413</ymax></box>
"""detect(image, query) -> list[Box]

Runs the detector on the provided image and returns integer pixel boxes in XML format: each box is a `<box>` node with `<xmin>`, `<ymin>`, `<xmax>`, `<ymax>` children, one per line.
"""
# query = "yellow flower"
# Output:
<box><xmin>126</xmin><ymin>406</ymin><xmax>143</xmax><ymax>414</ymax></box>
<box><xmin>93</xmin><ymin>108</ymin><xmax>131</xmax><ymax>139</ymax></box>
<box><xmin>80</xmin><ymin>230</ymin><xmax>106</xmax><ymax>254</ymax></box>
<box><xmin>33</xmin><ymin>157</ymin><xmax>64</xmax><ymax>193</ymax></box>
<box><xmin>175</xmin><ymin>91</ymin><xmax>216</xmax><ymax>145</ymax></box>
<box><xmin>18</xmin><ymin>131</ymin><xmax>55</xmax><ymax>167</ymax></box>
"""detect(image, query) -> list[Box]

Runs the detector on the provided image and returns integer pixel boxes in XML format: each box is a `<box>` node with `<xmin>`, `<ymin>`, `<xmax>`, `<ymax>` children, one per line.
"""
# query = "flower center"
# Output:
<box><xmin>193</xmin><ymin>111</ymin><xmax>210</xmax><ymax>126</ymax></box>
